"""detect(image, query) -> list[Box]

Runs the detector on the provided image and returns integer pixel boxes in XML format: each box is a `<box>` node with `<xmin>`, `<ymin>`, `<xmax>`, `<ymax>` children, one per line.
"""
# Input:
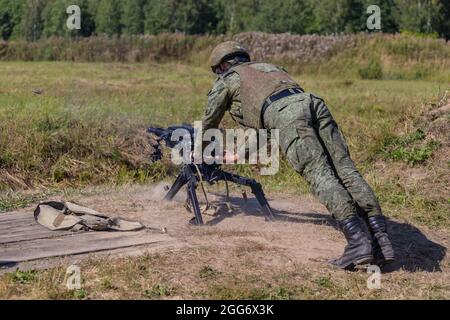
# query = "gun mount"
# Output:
<box><xmin>148</xmin><ymin>125</ymin><xmax>275</xmax><ymax>226</ymax></box>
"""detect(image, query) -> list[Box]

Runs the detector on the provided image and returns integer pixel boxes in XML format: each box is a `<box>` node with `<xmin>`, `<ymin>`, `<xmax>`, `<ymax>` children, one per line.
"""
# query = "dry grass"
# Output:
<box><xmin>1</xmin><ymin>245</ymin><xmax>449</xmax><ymax>300</ymax></box>
<box><xmin>1</xmin><ymin>33</ymin><xmax>449</xmax><ymax>81</ymax></box>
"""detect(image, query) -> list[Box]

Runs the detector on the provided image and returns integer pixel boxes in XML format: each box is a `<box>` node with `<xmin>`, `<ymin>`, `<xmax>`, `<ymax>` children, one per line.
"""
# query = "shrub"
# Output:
<box><xmin>381</xmin><ymin>129</ymin><xmax>441</xmax><ymax>166</ymax></box>
<box><xmin>358</xmin><ymin>59</ymin><xmax>383</xmax><ymax>80</ymax></box>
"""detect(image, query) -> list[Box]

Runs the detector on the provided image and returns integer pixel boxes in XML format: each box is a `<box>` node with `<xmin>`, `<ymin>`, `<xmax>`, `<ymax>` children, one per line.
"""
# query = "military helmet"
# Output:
<box><xmin>209</xmin><ymin>41</ymin><xmax>250</xmax><ymax>72</ymax></box>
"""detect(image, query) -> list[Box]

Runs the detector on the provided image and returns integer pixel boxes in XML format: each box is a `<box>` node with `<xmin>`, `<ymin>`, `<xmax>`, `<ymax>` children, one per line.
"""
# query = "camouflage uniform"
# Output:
<box><xmin>202</xmin><ymin>64</ymin><xmax>382</xmax><ymax>222</ymax></box>
<box><xmin>205</xmin><ymin>41</ymin><xmax>395</xmax><ymax>269</ymax></box>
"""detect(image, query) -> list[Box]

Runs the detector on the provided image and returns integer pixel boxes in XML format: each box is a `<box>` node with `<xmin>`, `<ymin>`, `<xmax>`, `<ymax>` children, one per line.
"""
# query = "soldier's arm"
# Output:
<box><xmin>201</xmin><ymin>78</ymin><xmax>230</xmax><ymax>132</ymax></box>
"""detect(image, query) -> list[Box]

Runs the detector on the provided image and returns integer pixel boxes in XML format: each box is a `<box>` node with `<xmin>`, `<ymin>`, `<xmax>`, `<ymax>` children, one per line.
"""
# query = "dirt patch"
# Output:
<box><xmin>6</xmin><ymin>183</ymin><xmax>445</xmax><ymax>272</ymax></box>
<box><xmin>1</xmin><ymin>184</ymin><xmax>449</xmax><ymax>299</ymax></box>
<box><xmin>61</xmin><ymin>185</ymin><xmax>343</xmax><ymax>265</ymax></box>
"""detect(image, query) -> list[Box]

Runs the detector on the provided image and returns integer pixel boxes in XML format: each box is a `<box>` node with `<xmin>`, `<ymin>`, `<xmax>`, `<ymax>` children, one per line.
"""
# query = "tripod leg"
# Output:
<box><xmin>221</xmin><ymin>172</ymin><xmax>276</xmax><ymax>221</ymax></box>
<box><xmin>250</xmin><ymin>182</ymin><xmax>276</xmax><ymax>221</ymax></box>
<box><xmin>164</xmin><ymin>172</ymin><xmax>188</xmax><ymax>201</ymax></box>
<box><xmin>163</xmin><ymin>166</ymin><xmax>204</xmax><ymax>225</ymax></box>
<box><xmin>187</xmin><ymin>180</ymin><xmax>204</xmax><ymax>225</ymax></box>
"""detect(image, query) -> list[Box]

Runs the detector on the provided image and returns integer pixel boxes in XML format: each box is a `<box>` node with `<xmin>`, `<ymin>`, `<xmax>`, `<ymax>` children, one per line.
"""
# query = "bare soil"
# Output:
<box><xmin>1</xmin><ymin>183</ymin><xmax>449</xmax><ymax>299</ymax></box>
<box><xmin>12</xmin><ymin>182</ymin><xmax>448</xmax><ymax>272</ymax></box>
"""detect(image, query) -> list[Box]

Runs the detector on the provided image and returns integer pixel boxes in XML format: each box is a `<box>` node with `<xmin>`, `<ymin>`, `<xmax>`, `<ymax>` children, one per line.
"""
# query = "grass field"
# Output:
<box><xmin>0</xmin><ymin>50</ymin><xmax>449</xmax><ymax>299</ymax></box>
<box><xmin>0</xmin><ymin>60</ymin><xmax>448</xmax><ymax>227</ymax></box>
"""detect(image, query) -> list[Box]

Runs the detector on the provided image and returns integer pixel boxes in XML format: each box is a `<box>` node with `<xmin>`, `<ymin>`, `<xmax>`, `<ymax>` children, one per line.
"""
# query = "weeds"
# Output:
<box><xmin>381</xmin><ymin>129</ymin><xmax>441</xmax><ymax>165</ymax></box>
<box><xmin>0</xmin><ymin>190</ymin><xmax>58</xmax><ymax>212</ymax></box>
<box><xmin>1</xmin><ymin>33</ymin><xmax>449</xmax><ymax>81</ymax></box>
<box><xmin>199</xmin><ymin>266</ymin><xmax>220</xmax><ymax>279</ymax></box>
<box><xmin>210</xmin><ymin>284</ymin><xmax>294</xmax><ymax>300</ymax></box>
<box><xmin>358</xmin><ymin>59</ymin><xmax>383</xmax><ymax>80</ymax></box>
<box><xmin>389</xmin><ymin>140</ymin><xmax>440</xmax><ymax>165</ymax></box>
<box><xmin>10</xmin><ymin>270</ymin><xmax>37</xmax><ymax>284</ymax></box>
<box><xmin>314</xmin><ymin>276</ymin><xmax>334</xmax><ymax>288</ymax></box>
<box><xmin>144</xmin><ymin>284</ymin><xmax>173</xmax><ymax>298</ymax></box>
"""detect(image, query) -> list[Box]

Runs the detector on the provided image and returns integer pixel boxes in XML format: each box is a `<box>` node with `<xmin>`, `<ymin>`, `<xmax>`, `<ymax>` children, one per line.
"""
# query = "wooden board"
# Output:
<box><xmin>0</xmin><ymin>211</ymin><xmax>173</xmax><ymax>265</ymax></box>
<box><xmin>0</xmin><ymin>212</ymin><xmax>75</xmax><ymax>245</ymax></box>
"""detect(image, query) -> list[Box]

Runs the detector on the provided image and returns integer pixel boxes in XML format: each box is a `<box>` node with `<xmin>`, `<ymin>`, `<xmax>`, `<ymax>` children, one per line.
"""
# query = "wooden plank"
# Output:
<box><xmin>0</xmin><ymin>217</ymin><xmax>36</xmax><ymax>230</ymax></box>
<box><xmin>0</xmin><ymin>217</ymin><xmax>37</xmax><ymax>226</ymax></box>
<box><xmin>0</xmin><ymin>230</ymin><xmax>74</xmax><ymax>244</ymax></box>
<box><xmin>0</xmin><ymin>215</ymin><xmax>35</xmax><ymax>223</ymax></box>
<box><xmin>0</xmin><ymin>228</ymin><xmax>59</xmax><ymax>240</ymax></box>
<box><xmin>0</xmin><ymin>220</ymin><xmax>56</xmax><ymax>237</ymax></box>
<box><xmin>0</xmin><ymin>212</ymin><xmax>33</xmax><ymax>221</ymax></box>
<box><xmin>0</xmin><ymin>220</ymin><xmax>50</xmax><ymax>231</ymax></box>
<box><xmin>0</xmin><ymin>223</ymin><xmax>44</xmax><ymax>234</ymax></box>
<box><xmin>0</xmin><ymin>231</ymin><xmax>173</xmax><ymax>262</ymax></box>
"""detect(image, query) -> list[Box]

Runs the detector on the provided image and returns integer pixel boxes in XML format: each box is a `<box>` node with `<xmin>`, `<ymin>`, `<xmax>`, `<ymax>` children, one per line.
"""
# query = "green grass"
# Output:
<box><xmin>388</xmin><ymin>140</ymin><xmax>441</xmax><ymax>165</ymax></box>
<box><xmin>10</xmin><ymin>270</ymin><xmax>37</xmax><ymax>284</ymax></box>
<box><xmin>358</xmin><ymin>59</ymin><xmax>383</xmax><ymax>80</ymax></box>
<box><xmin>381</xmin><ymin>129</ymin><xmax>441</xmax><ymax>165</ymax></box>
<box><xmin>144</xmin><ymin>284</ymin><xmax>174</xmax><ymax>298</ymax></box>
<box><xmin>0</xmin><ymin>189</ymin><xmax>58</xmax><ymax>211</ymax></box>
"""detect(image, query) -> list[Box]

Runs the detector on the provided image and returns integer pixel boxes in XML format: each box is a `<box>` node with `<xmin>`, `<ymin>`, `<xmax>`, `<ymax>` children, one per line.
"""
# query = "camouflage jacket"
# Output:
<box><xmin>201</xmin><ymin>63</ymin><xmax>308</xmax><ymax>154</ymax></box>
<box><xmin>201</xmin><ymin>71</ymin><xmax>244</xmax><ymax>131</ymax></box>
<box><xmin>201</xmin><ymin>62</ymin><xmax>299</xmax><ymax>131</ymax></box>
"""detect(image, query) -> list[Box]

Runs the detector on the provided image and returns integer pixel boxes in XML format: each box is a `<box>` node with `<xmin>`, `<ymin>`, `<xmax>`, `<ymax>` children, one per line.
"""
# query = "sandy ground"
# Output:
<box><xmin>6</xmin><ymin>183</ymin><xmax>445</xmax><ymax>274</ymax></box>
<box><xmin>1</xmin><ymin>183</ymin><xmax>449</xmax><ymax>299</ymax></box>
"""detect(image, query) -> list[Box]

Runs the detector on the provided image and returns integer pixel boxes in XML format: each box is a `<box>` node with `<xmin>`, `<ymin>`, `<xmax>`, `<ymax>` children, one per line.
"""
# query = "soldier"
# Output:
<box><xmin>201</xmin><ymin>41</ymin><xmax>395</xmax><ymax>270</ymax></box>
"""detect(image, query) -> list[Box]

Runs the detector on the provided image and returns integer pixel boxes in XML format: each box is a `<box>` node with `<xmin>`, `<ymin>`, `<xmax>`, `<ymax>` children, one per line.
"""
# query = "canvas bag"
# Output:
<box><xmin>34</xmin><ymin>201</ymin><xmax>145</xmax><ymax>232</ymax></box>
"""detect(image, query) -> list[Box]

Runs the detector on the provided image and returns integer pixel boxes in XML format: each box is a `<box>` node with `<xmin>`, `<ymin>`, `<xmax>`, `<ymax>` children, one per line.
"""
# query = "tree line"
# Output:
<box><xmin>1</xmin><ymin>0</ymin><xmax>449</xmax><ymax>41</ymax></box>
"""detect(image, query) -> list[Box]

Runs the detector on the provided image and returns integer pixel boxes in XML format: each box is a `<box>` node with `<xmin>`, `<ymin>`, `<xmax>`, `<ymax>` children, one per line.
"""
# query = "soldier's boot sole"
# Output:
<box><xmin>329</xmin><ymin>253</ymin><xmax>374</xmax><ymax>270</ymax></box>
<box><xmin>329</xmin><ymin>237</ymin><xmax>374</xmax><ymax>270</ymax></box>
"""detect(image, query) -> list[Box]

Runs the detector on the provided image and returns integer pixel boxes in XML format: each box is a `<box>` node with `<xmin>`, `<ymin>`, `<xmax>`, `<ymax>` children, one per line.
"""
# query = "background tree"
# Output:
<box><xmin>0</xmin><ymin>0</ymin><xmax>448</xmax><ymax>39</ymax></box>
<box><xmin>379</xmin><ymin>0</ymin><xmax>399</xmax><ymax>33</ymax></box>
<box><xmin>254</xmin><ymin>0</ymin><xmax>314</xmax><ymax>34</ymax></box>
<box><xmin>144</xmin><ymin>0</ymin><xmax>173</xmax><ymax>34</ymax></box>
<box><xmin>362</xmin><ymin>0</ymin><xmax>399</xmax><ymax>33</ymax></box>
<box><xmin>95</xmin><ymin>0</ymin><xmax>123</xmax><ymax>36</ymax></box>
<box><xmin>311</xmin><ymin>0</ymin><xmax>365</xmax><ymax>34</ymax></box>
<box><xmin>0</xmin><ymin>0</ymin><xmax>24</xmax><ymax>40</ymax></box>
<box><xmin>430</xmin><ymin>0</ymin><xmax>450</xmax><ymax>39</ymax></box>
<box><xmin>122</xmin><ymin>0</ymin><xmax>146</xmax><ymax>35</ymax></box>
<box><xmin>42</xmin><ymin>0</ymin><xmax>95</xmax><ymax>38</ymax></box>
<box><xmin>220</xmin><ymin>0</ymin><xmax>262</xmax><ymax>34</ymax></box>
<box><xmin>394</xmin><ymin>0</ymin><xmax>441</xmax><ymax>35</ymax></box>
<box><xmin>21</xmin><ymin>0</ymin><xmax>46</xmax><ymax>41</ymax></box>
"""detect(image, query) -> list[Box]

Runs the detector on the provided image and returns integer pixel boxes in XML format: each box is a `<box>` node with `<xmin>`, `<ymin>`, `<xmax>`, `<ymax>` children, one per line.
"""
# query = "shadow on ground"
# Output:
<box><xmin>0</xmin><ymin>261</ymin><xmax>18</xmax><ymax>269</ymax></box>
<box><xmin>207</xmin><ymin>195</ymin><xmax>447</xmax><ymax>273</ymax></box>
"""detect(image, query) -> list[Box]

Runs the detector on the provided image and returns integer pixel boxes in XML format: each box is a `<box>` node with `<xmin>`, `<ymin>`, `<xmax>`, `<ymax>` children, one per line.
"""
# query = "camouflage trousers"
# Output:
<box><xmin>264</xmin><ymin>92</ymin><xmax>382</xmax><ymax>221</ymax></box>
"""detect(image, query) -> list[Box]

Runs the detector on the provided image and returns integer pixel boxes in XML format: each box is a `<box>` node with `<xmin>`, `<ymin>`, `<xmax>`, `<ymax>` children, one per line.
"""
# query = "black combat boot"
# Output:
<box><xmin>367</xmin><ymin>215</ymin><xmax>395</xmax><ymax>265</ymax></box>
<box><xmin>330</xmin><ymin>216</ymin><xmax>373</xmax><ymax>270</ymax></box>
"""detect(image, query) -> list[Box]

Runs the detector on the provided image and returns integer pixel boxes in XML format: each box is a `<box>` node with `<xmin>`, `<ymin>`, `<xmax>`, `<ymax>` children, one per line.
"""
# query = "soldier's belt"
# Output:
<box><xmin>261</xmin><ymin>87</ymin><xmax>303</xmax><ymax>127</ymax></box>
